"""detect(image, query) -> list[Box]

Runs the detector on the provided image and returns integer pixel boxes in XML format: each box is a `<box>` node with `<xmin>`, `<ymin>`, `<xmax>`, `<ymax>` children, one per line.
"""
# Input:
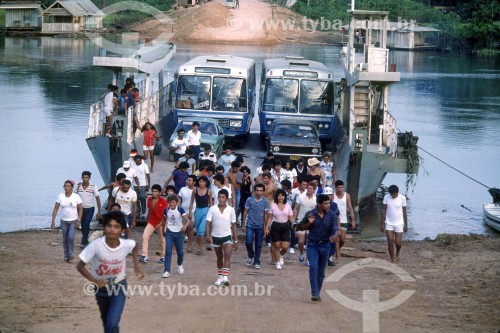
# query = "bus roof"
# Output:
<box><xmin>262</xmin><ymin>57</ymin><xmax>332</xmax><ymax>76</ymax></box>
<box><xmin>178</xmin><ymin>55</ymin><xmax>255</xmax><ymax>73</ymax></box>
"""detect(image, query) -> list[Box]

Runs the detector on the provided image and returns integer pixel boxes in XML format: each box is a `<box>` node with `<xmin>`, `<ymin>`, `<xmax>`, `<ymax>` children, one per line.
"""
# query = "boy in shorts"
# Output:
<box><xmin>380</xmin><ymin>185</ymin><xmax>408</xmax><ymax>263</ymax></box>
<box><xmin>205</xmin><ymin>189</ymin><xmax>238</xmax><ymax>286</ymax></box>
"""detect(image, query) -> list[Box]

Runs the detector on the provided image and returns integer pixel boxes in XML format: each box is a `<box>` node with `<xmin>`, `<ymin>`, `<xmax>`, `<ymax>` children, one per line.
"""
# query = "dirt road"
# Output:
<box><xmin>0</xmin><ymin>231</ymin><xmax>498</xmax><ymax>332</ymax></box>
<box><xmin>130</xmin><ymin>0</ymin><xmax>336</xmax><ymax>44</ymax></box>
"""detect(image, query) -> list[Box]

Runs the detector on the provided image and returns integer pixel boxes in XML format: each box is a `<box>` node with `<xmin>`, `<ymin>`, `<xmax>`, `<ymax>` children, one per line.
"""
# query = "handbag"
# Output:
<box><xmin>154</xmin><ymin>139</ymin><xmax>163</xmax><ymax>156</ymax></box>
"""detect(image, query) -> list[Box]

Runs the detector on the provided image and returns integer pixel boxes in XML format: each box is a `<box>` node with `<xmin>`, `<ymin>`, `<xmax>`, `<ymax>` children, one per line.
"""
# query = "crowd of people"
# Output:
<box><xmin>51</xmin><ymin>125</ymin><xmax>408</xmax><ymax>332</ymax></box>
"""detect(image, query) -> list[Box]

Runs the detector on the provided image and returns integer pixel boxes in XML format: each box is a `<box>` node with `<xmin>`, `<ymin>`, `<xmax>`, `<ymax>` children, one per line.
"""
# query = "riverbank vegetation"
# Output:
<box><xmin>290</xmin><ymin>0</ymin><xmax>499</xmax><ymax>53</ymax></box>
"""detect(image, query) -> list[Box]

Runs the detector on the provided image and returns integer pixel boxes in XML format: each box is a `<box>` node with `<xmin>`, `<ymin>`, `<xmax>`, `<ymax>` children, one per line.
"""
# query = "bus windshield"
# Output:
<box><xmin>176</xmin><ymin>75</ymin><xmax>211</xmax><ymax>110</ymax></box>
<box><xmin>212</xmin><ymin>77</ymin><xmax>247</xmax><ymax>112</ymax></box>
<box><xmin>262</xmin><ymin>78</ymin><xmax>298</xmax><ymax>113</ymax></box>
<box><xmin>299</xmin><ymin>80</ymin><xmax>334</xmax><ymax>115</ymax></box>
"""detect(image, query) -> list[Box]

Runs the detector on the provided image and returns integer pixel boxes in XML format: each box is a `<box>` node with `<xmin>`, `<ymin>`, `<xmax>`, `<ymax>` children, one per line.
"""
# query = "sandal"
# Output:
<box><xmin>187</xmin><ymin>248</ymin><xmax>193</xmax><ymax>253</ymax></box>
<box><xmin>197</xmin><ymin>249</ymin><xmax>203</xmax><ymax>255</ymax></box>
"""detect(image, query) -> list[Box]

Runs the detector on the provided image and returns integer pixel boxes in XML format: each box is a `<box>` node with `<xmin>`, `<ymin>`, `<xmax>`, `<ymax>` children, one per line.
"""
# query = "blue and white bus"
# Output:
<box><xmin>259</xmin><ymin>56</ymin><xmax>341</xmax><ymax>146</ymax></box>
<box><xmin>173</xmin><ymin>55</ymin><xmax>256</xmax><ymax>145</ymax></box>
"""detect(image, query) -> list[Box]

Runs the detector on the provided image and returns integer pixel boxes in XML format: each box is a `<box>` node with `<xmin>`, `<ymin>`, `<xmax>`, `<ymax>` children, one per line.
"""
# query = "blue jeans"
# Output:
<box><xmin>245</xmin><ymin>225</ymin><xmax>263</xmax><ymax>265</ymax></box>
<box><xmin>234</xmin><ymin>189</ymin><xmax>241</xmax><ymax>213</ymax></box>
<box><xmin>61</xmin><ymin>219</ymin><xmax>76</xmax><ymax>260</ymax></box>
<box><xmin>96</xmin><ymin>281</ymin><xmax>127</xmax><ymax>333</ymax></box>
<box><xmin>190</xmin><ymin>145</ymin><xmax>201</xmax><ymax>164</ymax></box>
<box><xmin>122</xmin><ymin>214</ymin><xmax>132</xmax><ymax>239</ymax></box>
<box><xmin>290</xmin><ymin>228</ymin><xmax>297</xmax><ymax>248</ymax></box>
<box><xmin>330</xmin><ymin>242</ymin><xmax>336</xmax><ymax>256</ymax></box>
<box><xmin>81</xmin><ymin>207</ymin><xmax>95</xmax><ymax>246</ymax></box>
<box><xmin>307</xmin><ymin>241</ymin><xmax>330</xmax><ymax>297</ymax></box>
<box><xmin>164</xmin><ymin>230</ymin><xmax>184</xmax><ymax>273</ymax></box>
<box><xmin>134</xmin><ymin>186</ymin><xmax>147</xmax><ymax>214</ymax></box>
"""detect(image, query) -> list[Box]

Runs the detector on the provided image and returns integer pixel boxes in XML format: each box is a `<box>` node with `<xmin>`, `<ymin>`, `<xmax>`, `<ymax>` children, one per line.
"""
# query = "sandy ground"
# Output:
<box><xmin>0</xmin><ymin>230</ymin><xmax>498</xmax><ymax>333</ymax></box>
<box><xmin>128</xmin><ymin>0</ymin><xmax>337</xmax><ymax>44</ymax></box>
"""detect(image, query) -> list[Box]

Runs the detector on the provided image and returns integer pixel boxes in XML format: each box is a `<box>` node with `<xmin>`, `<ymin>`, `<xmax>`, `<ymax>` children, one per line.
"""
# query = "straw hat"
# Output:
<box><xmin>307</xmin><ymin>157</ymin><xmax>320</xmax><ymax>167</ymax></box>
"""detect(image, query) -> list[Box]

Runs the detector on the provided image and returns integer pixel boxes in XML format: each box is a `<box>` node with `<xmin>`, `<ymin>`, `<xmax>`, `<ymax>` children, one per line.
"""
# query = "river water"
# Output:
<box><xmin>0</xmin><ymin>36</ymin><xmax>499</xmax><ymax>238</ymax></box>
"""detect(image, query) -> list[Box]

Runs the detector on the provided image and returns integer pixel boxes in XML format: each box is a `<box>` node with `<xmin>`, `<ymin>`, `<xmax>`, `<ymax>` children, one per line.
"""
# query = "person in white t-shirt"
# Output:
<box><xmin>116</xmin><ymin>161</ymin><xmax>140</xmax><ymax>187</ymax></box>
<box><xmin>52</xmin><ymin>179</ymin><xmax>83</xmax><ymax>262</ymax></box>
<box><xmin>171</xmin><ymin>128</ymin><xmax>190</xmax><ymax>166</ymax></box>
<box><xmin>292</xmin><ymin>182</ymin><xmax>317</xmax><ymax>265</ymax></box>
<box><xmin>178</xmin><ymin>175</ymin><xmax>197</xmax><ymax>252</ymax></box>
<box><xmin>111</xmin><ymin>180</ymin><xmax>137</xmax><ymax>239</ymax></box>
<box><xmin>161</xmin><ymin>194</ymin><xmax>189</xmax><ymax>278</ymax></box>
<box><xmin>205</xmin><ymin>189</ymin><xmax>238</xmax><ymax>287</ymax></box>
<box><xmin>187</xmin><ymin>121</ymin><xmax>202</xmax><ymax>165</ymax></box>
<box><xmin>77</xmin><ymin>211</ymin><xmax>144</xmax><ymax>333</ymax></box>
<box><xmin>380</xmin><ymin>185</ymin><xmax>408</xmax><ymax>263</ymax></box>
<box><xmin>75</xmin><ymin>171</ymin><xmax>102</xmax><ymax>248</ymax></box>
<box><xmin>103</xmin><ymin>84</ymin><xmax>116</xmax><ymax>124</ymax></box>
<box><xmin>132</xmin><ymin>155</ymin><xmax>150</xmax><ymax>217</ymax></box>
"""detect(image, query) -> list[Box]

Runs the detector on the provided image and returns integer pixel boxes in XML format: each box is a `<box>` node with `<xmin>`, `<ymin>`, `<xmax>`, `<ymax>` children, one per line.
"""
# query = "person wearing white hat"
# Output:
<box><xmin>116</xmin><ymin>161</ymin><xmax>140</xmax><ymax>189</ymax></box>
<box><xmin>307</xmin><ymin>157</ymin><xmax>325</xmax><ymax>194</ymax></box>
<box><xmin>323</xmin><ymin>186</ymin><xmax>341</xmax><ymax>266</ymax></box>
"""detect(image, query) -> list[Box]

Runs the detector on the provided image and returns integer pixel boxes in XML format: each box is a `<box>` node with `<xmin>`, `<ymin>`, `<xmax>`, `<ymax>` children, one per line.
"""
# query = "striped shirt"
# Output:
<box><xmin>75</xmin><ymin>183</ymin><xmax>99</xmax><ymax>208</ymax></box>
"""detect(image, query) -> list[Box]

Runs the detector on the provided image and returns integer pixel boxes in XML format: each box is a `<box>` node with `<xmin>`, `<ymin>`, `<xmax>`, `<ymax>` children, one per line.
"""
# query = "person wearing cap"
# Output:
<box><xmin>132</xmin><ymin>155</ymin><xmax>150</xmax><ymax>218</ymax></box>
<box><xmin>307</xmin><ymin>157</ymin><xmax>325</xmax><ymax>194</ymax></box>
<box><xmin>380</xmin><ymin>185</ymin><xmax>407</xmax><ymax>263</ymax></box>
<box><xmin>51</xmin><ymin>180</ymin><xmax>83</xmax><ymax>262</ymax></box>
<box><xmin>127</xmin><ymin>149</ymin><xmax>138</xmax><ymax>166</ymax></box>
<box><xmin>331</xmin><ymin>180</ymin><xmax>356</xmax><ymax>265</ymax></box>
<box><xmin>116</xmin><ymin>161</ymin><xmax>140</xmax><ymax>189</ymax></box>
<box><xmin>323</xmin><ymin>186</ymin><xmax>341</xmax><ymax>266</ymax></box>
<box><xmin>320</xmin><ymin>152</ymin><xmax>335</xmax><ymax>188</ymax></box>
<box><xmin>187</xmin><ymin>122</ymin><xmax>202</xmax><ymax>165</ymax></box>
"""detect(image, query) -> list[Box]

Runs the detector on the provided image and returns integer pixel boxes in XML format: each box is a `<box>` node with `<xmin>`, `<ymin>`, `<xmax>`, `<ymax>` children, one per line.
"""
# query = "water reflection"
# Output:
<box><xmin>0</xmin><ymin>37</ymin><xmax>499</xmax><ymax>238</ymax></box>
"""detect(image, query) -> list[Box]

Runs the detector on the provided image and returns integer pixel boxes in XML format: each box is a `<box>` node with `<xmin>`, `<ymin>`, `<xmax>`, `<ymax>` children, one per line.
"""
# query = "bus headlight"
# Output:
<box><xmin>318</xmin><ymin>123</ymin><xmax>324</xmax><ymax>128</ymax></box>
<box><xmin>273</xmin><ymin>146</ymin><xmax>280</xmax><ymax>152</ymax></box>
<box><xmin>230</xmin><ymin>120</ymin><xmax>242</xmax><ymax>127</ymax></box>
<box><xmin>324</xmin><ymin>123</ymin><xmax>330</xmax><ymax>129</ymax></box>
<box><xmin>312</xmin><ymin>148</ymin><xmax>319</xmax><ymax>154</ymax></box>
<box><xmin>266</xmin><ymin>120</ymin><xmax>273</xmax><ymax>126</ymax></box>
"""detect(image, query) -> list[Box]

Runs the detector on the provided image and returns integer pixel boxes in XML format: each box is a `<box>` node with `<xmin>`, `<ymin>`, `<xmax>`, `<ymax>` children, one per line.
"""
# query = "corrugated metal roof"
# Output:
<box><xmin>43</xmin><ymin>0</ymin><xmax>104</xmax><ymax>16</ymax></box>
<box><xmin>0</xmin><ymin>3</ymin><xmax>43</xmax><ymax>9</ymax></box>
<box><xmin>343</xmin><ymin>22</ymin><xmax>440</xmax><ymax>32</ymax></box>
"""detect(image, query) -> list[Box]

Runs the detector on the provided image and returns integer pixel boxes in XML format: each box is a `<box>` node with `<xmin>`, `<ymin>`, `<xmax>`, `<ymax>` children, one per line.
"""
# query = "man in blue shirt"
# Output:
<box><xmin>299</xmin><ymin>194</ymin><xmax>339</xmax><ymax>302</ymax></box>
<box><xmin>241</xmin><ymin>183</ymin><xmax>270</xmax><ymax>269</ymax></box>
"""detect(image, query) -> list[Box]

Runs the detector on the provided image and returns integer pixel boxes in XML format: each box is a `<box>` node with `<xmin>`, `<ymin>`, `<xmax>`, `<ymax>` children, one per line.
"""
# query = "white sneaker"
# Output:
<box><xmin>178</xmin><ymin>265</ymin><xmax>184</xmax><ymax>275</ymax></box>
<box><xmin>288</xmin><ymin>248</ymin><xmax>295</xmax><ymax>254</ymax></box>
<box><xmin>266</xmin><ymin>243</ymin><xmax>271</xmax><ymax>248</ymax></box>
<box><xmin>254</xmin><ymin>264</ymin><xmax>261</xmax><ymax>270</ymax></box>
<box><xmin>222</xmin><ymin>275</ymin><xmax>230</xmax><ymax>286</ymax></box>
<box><xmin>214</xmin><ymin>275</ymin><xmax>224</xmax><ymax>286</ymax></box>
<box><xmin>162</xmin><ymin>271</ymin><xmax>171</xmax><ymax>278</ymax></box>
<box><xmin>184</xmin><ymin>236</ymin><xmax>188</xmax><ymax>243</ymax></box>
<box><xmin>279</xmin><ymin>256</ymin><xmax>284</xmax><ymax>266</ymax></box>
<box><xmin>276</xmin><ymin>262</ymin><xmax>282</xmax><ymax>270</ymax></box>
<box><xmin>246</xmin><ymin>257</ymin><xmax>253</xmax><ymax>266</ymax></box>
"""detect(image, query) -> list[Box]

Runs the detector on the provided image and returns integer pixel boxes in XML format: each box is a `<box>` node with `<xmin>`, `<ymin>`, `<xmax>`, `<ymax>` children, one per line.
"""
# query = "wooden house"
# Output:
<box><xmin>41</xmin><ymin>0</ymin><xmax>103</xmax><ymax>33</ymax></box>
<box><xmin>0</xmin><ymin>2</ymin><xmax>45</xmax><ymax>31</ymax></box>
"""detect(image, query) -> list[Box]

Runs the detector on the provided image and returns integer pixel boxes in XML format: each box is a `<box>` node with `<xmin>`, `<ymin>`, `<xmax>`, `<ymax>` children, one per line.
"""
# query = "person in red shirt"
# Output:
<box><xmin>139</xmin><ymin>184</ymin><xmax>168</xmax><ymax>263</ymax></box>
<box><xmin>141</xmin><ymin>122</ymin><xmax>160</xmax><ymax>172</ymax></box>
